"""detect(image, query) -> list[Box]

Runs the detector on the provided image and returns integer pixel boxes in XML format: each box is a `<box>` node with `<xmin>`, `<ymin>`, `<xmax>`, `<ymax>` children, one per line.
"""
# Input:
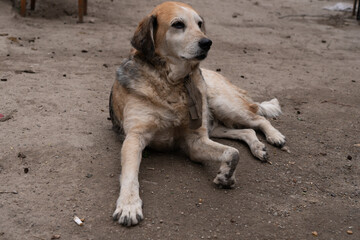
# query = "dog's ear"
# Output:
<box><xmin>131</xmin><ymin>15</ymin><xmax>157</xmax><ymax>59</ymax></box>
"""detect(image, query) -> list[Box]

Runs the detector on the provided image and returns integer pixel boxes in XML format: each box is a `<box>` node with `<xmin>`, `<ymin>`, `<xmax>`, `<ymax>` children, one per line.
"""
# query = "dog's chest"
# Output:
<box><xmin>154</xmin><ymin>83</ymin><xmax>189</xmax><ymax>126</ymax></box>
<box><xmin>117</xmin><ymin>58</ymin><xmax>204</xmax><ymax>129</ymax></box>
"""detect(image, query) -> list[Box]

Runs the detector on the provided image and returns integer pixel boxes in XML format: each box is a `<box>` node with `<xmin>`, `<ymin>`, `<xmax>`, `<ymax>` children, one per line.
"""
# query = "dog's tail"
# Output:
<box><xmin>256</xmin><ymin>98</ymin><xmax>282</xmax><ymax>118</ymax></box>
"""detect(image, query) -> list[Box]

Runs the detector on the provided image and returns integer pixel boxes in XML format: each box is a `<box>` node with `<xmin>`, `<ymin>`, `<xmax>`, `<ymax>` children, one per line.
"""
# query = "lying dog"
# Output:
<box><xmin>109</xmin><ymin>1</ymin><xmax>286</xmax><ymax>226</ymax></box>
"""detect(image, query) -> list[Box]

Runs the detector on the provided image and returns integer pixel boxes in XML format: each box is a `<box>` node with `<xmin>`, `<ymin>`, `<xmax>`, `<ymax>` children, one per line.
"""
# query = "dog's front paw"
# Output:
<box><xmin>113</xmin><ymin>196</ymin><xmax>143</xmax><ymax>226</ymax></box>
<box><xmin>213</xmin><ymin>149</ymin><xmax>239</xmax><ymax>188</ymax></box>
<box><xmin>266</xmin><ymin>130</ymin><xmax>286</xmax><ymax>148</ymax></box>
<box><xmin>213</xmin><ymin>172</ymin><xmax>236</xmax><ymax>189</ymax></box>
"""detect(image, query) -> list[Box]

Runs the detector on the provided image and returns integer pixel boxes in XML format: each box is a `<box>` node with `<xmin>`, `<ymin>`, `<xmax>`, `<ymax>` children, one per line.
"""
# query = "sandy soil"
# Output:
<box><xmin>0</xmin><ymin>0</ymin><xmax>359</xmax><ymax>239</ymax></box>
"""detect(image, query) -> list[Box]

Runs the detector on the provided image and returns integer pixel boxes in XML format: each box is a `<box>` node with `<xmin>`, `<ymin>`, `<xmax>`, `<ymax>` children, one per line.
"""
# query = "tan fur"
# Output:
<box><xmin>110</xmin><ymin>2</ymin><xmax>286</xmax><ymax>227</ymax></box>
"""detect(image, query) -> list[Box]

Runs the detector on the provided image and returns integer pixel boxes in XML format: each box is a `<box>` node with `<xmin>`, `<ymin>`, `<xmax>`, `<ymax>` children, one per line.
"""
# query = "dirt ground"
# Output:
<box><xmin>0</xmin><ymin>0</ymin><xmax>359</xmax><ymax>239</ymax></box>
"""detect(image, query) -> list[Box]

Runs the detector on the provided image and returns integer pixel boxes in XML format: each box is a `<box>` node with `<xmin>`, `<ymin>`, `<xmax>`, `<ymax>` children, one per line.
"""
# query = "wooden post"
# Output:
<box><xmin>20</xmin><ymin>0</ymin><xmax>26</xmax><ymax>17</ymax></box>
<box><xmin>30</xmin><ymin>0</ymin><xmax>36</xmax><ymax>10</ymax></box>
<box><xmin>353</xmin><ymin>0</ymin><xmax>357</xmax><ymax>16</ymax></box>
<box><xmin>78</xmin><ymin>0</ymin><xmax>84</xmax><ymax>23</ymax></box>
<box><xmin>84</xmin><ymin>0</ymin><xmax>88</xmax><ymax>16</ymax></box>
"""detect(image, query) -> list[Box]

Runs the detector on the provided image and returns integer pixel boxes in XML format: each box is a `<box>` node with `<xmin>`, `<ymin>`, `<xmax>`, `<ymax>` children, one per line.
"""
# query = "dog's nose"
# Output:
<box><xmin>198</xmin><ymin>38</ymin><xmax>212</xmax><ymax>51</ymax></box>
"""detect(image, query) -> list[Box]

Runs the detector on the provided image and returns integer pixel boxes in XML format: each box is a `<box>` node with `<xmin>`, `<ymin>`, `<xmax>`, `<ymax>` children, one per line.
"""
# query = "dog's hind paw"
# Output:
<box><xmin>113</xmin><ymin>197</ymin><xmax>143</xmax><ymax>226</ymax></box>
<box><xmin>251</xmin><ymin>142</ymin><xmax>268</xmax><ymax>162</ymax></box>
<box><xmin>266</xmin><ymin>130</ymin><xmax>286</xmax><ymax>148</ymax></box>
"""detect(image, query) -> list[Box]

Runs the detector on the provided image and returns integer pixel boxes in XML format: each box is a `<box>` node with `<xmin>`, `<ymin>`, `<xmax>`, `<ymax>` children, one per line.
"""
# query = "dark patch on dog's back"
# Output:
<box><xmin>116</xmin><ymin>59</ymin><xmax>141</xmax><ymax>89</ymax></box>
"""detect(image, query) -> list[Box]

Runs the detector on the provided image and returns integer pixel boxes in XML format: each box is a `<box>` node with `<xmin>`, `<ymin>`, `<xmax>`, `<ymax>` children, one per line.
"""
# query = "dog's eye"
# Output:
<box><xmin>198</xmin><ymin>21</ymin><xmax>203</xmax><ymax>29</ymax></box>
<box><xmin>172</xmin><ymin>21</ymin><xmax>185</xmax><ymax>29</ymax></box>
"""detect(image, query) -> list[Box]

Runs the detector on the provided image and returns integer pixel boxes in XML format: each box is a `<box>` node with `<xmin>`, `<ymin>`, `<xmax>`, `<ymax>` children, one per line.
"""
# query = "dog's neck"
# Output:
<box><xmin>166</xmin><ymin>58</ymin><xmax>196</xmax><ymax>85</ymax></box>
<box><xmin>168</xmin><ymin>64</ymin><xmax>190</xmax><ymax>84</ymax></box>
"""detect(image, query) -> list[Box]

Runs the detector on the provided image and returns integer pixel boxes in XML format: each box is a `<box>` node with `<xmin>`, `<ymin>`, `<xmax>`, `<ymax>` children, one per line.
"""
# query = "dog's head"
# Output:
<box><xmin>131</xmin><ymin>2</ymin><xmax>212</xmax><ymax>64</ymax></box>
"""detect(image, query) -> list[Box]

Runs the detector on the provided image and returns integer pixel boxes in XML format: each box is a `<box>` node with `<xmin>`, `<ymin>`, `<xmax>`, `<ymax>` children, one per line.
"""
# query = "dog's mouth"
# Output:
<box><xmin>181</xmin><ymin>52</ymin><xmax>208</xmax><ymax>61</ymax></box>
<box><xmin>196</xmin><ymin>53</ymin><xmax>208</xmax><ymax>60</ymax></box>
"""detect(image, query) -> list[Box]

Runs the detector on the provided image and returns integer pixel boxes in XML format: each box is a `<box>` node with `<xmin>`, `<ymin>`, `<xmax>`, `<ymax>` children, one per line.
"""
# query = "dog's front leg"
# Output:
<box><xmin>113</xmin><ymin>133</ymin><xmax>148</xmax><ymax>226</ymax></box>
<box><xmin>186</xmin><ymin>135</ymin><xmax>240</xmax><ymax>188</ymax></box>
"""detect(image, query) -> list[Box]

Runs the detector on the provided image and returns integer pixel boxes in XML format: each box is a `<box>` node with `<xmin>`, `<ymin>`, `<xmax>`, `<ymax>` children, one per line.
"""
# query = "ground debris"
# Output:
<box><xmin>18</xmin><ymin>152</ymin><xmax>26</xmax><ymax>159</ymax></box>
<box><xmin>51</xmin><ymin>234</ymin><xmax>61</xmax><ymax>239</ymax></box>
<box><xmin>0</xmin><ymin>110</ymin><xmax>17</xmax><ymax>122</ymax></box>
<box><xmin>281</xmin><ymin>146</ymin><xmax>291</xmax><ymax>153</ymax></box>
<box><xmin>73</xmin><ymin>215</ymin><xmax>84</xmax><ymax>226</ymax></box>
<box><xmin>7</xmin><ymin>36</ymin><xmax>19</xmax><ymax>43</ymax></box>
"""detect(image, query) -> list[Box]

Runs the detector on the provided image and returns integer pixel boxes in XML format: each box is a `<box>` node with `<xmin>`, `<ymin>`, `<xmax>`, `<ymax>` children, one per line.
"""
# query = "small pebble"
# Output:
<box><xmin>281</xmin><ymin>146</ymin><xmax>291</xmax><ymax>153</ymax></box>
<box><xmin>312</xmin><ymin>231</ymin><xmax>318</xmax><ymax>237</ymax></box>
<box><xmin>347</xmin><ymin>230</ymin><xmax>353</xmax><ymax>235</ymax></box>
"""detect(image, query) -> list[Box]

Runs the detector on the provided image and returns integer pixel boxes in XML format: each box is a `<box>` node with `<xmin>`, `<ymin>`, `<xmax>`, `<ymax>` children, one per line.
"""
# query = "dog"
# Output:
<box><xmin>109</xmin><ymin>1</ymin><xmax>286</xmax><ymax>226</ymax></box>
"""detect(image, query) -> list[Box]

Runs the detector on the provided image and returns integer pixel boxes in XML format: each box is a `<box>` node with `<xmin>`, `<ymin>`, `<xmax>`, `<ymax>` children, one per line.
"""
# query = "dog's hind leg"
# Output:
<box><xmin>213</xmin><ymin>101</ymin><xmax>286</xmax><ymax>147</ymax></box>
<box><xmin>203</xmin><ymin>69</ymin><xmax>285</xmax><ymax>147</ymax></box>
<box><xmin>184</xmin><ymin>135</ymin><xmax>239</xmax><ymax>188</ymax></box>
<box><xmin>210</xmin><ymin>125</ymin><xmax>268</xmax><ymax>161</ymax></box>
<box><xmin>238</xmin><ymin>115</ymin><xmax>286</xmax><ymax>147</ymax></box>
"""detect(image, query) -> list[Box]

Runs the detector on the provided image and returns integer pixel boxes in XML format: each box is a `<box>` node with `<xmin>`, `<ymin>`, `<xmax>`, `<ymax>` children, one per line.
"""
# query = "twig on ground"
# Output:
<box><xmin>0</xmin><ymin>191</ymin><xmax>18</xmax><ymax>194</ymax></box>
<box><xmin>279</xmin><ymin>14</ymin><xmax>332</xmax><ymax>19</ymax></box>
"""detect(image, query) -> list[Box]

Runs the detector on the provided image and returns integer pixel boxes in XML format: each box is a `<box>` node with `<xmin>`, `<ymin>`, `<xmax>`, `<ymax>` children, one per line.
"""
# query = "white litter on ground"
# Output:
<box><xmin>323</xmin><ymin>2</ymin><xmax>353</xmax><ymax>12</ymax></box>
